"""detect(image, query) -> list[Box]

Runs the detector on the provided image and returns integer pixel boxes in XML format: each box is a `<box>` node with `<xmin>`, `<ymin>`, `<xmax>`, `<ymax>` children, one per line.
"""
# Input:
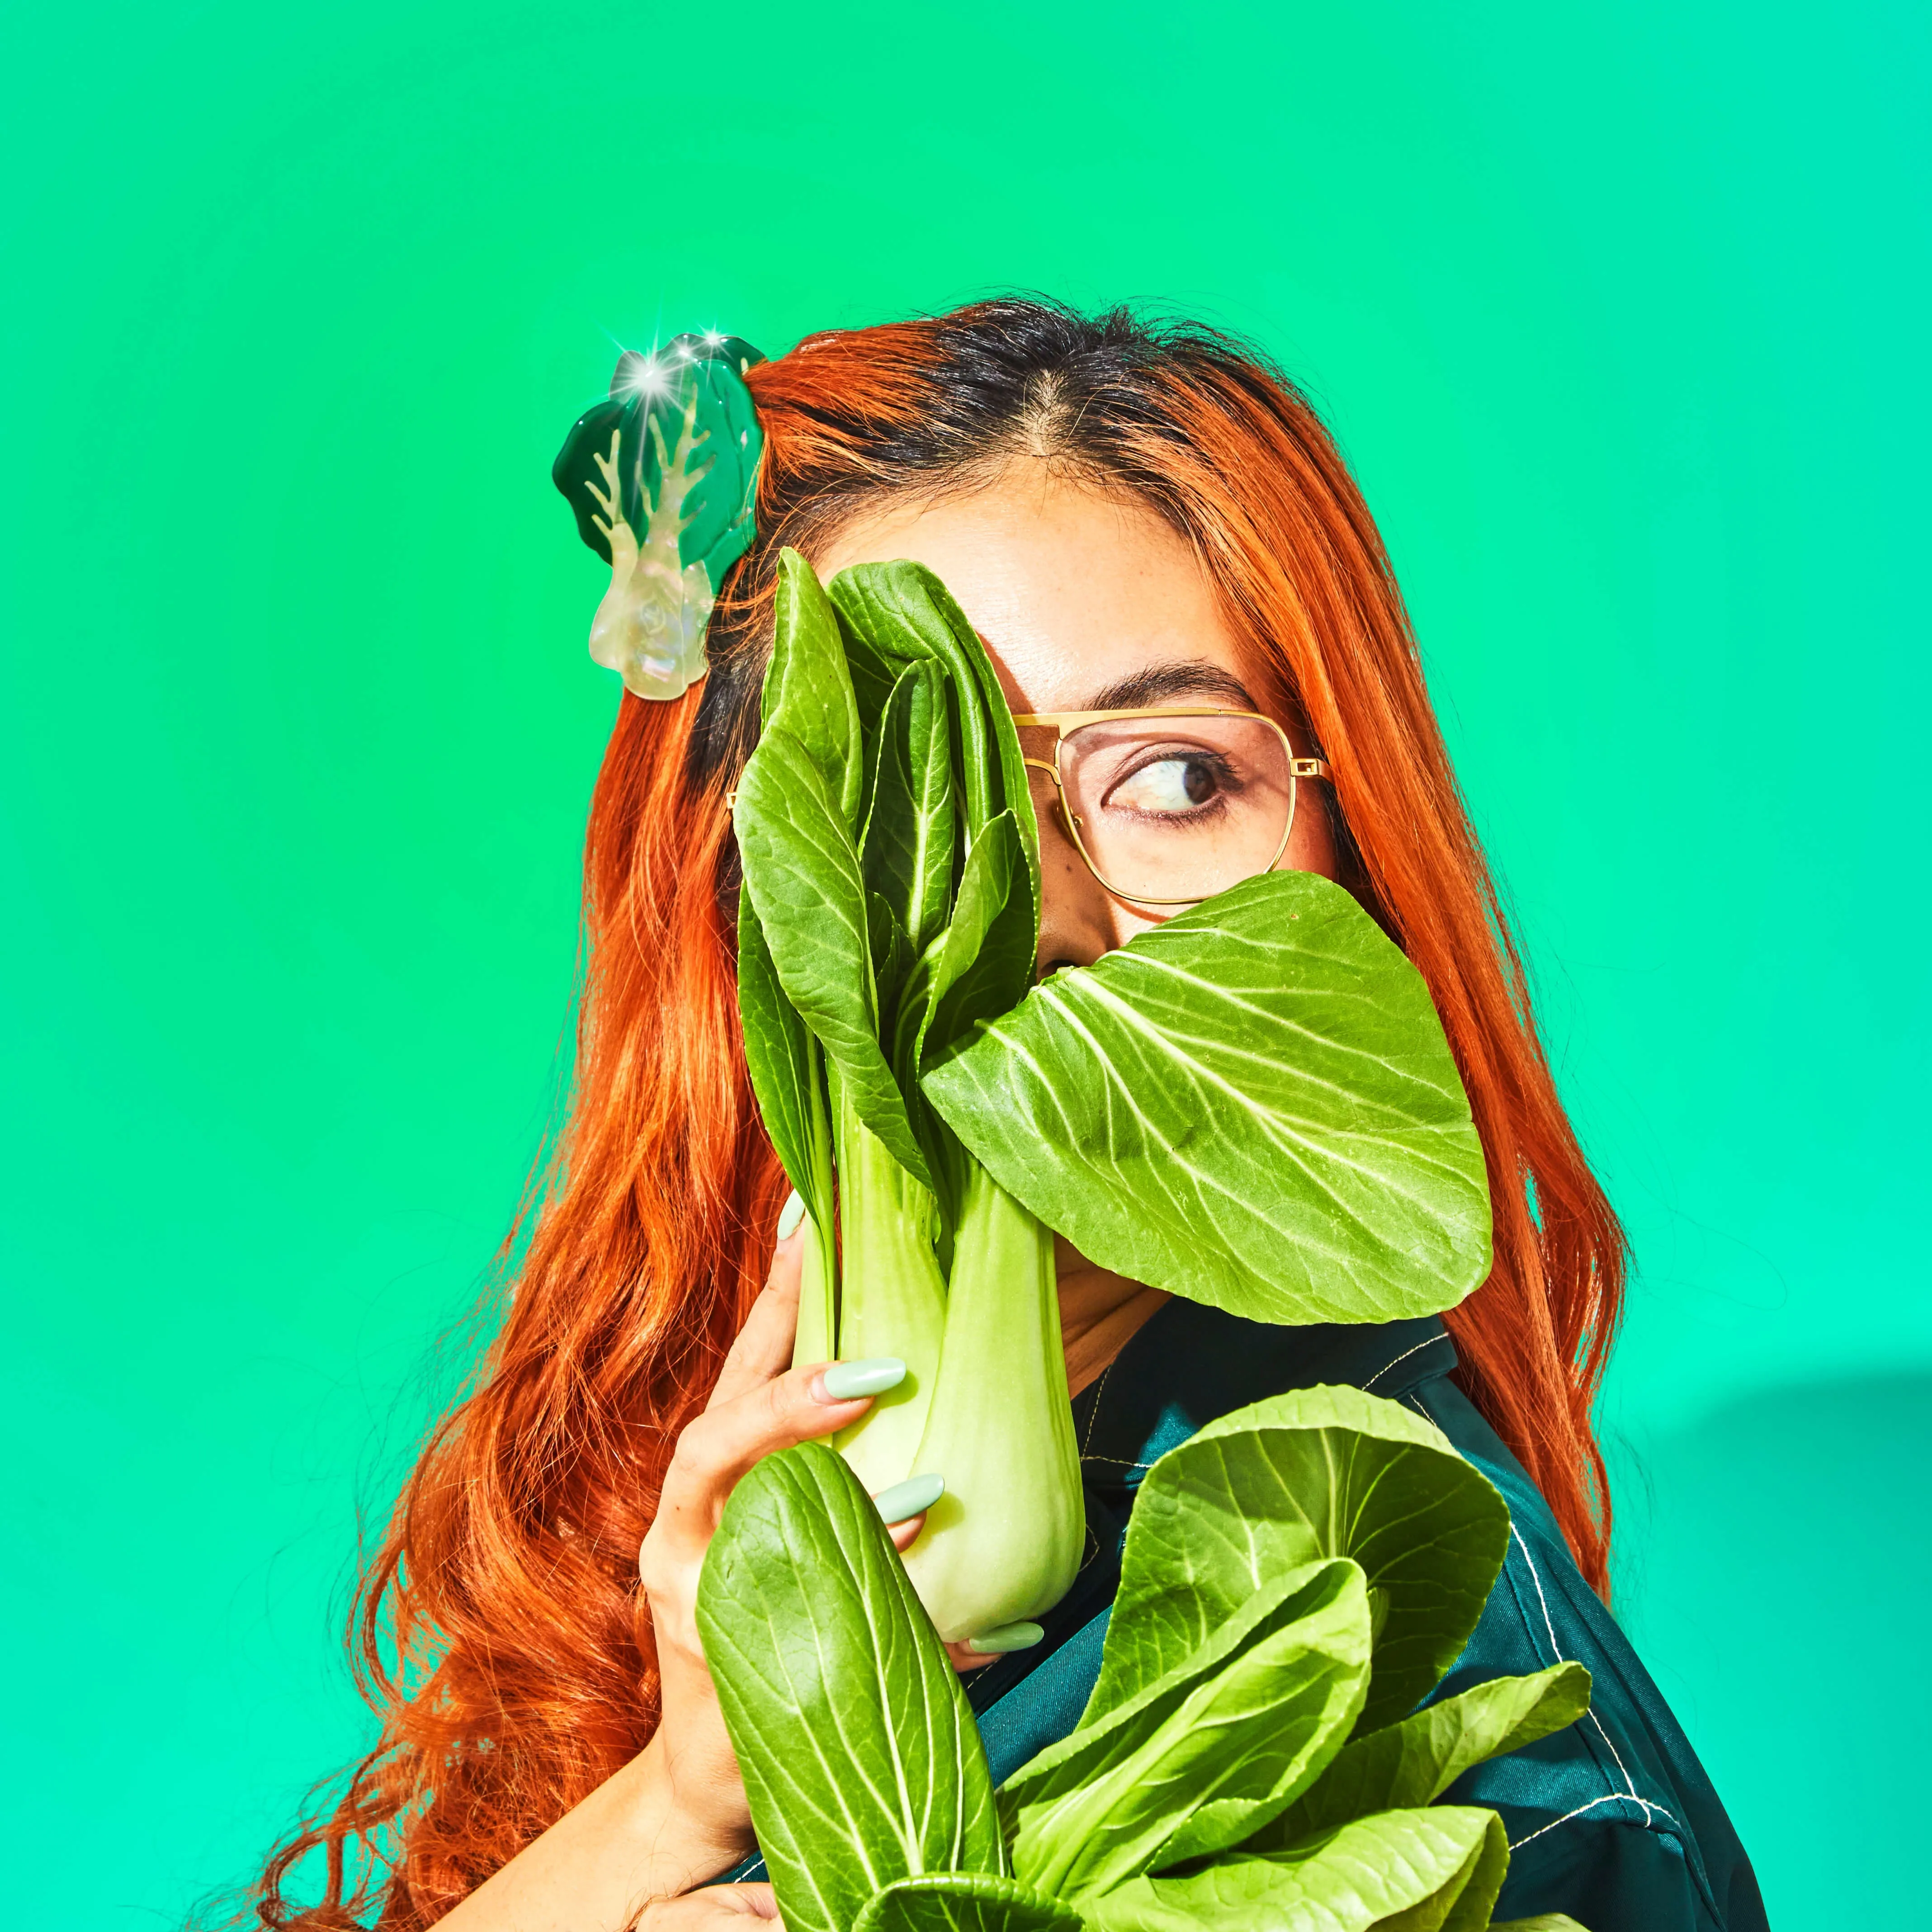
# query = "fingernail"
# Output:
<box><xmin>776</xmin><ymin>1190</ymin><xmax>806</xmax><ymax>1241</ymax></box>
<box><xmin>967</xmin><ymin>1621</ymin><xmax>1044</xmax><ymax>1656</ymax></box>
<box><xmin>819</xmin><ymin>1356</ymin><xmax>906</xmax><ymax>1401</ymax></box>
<box><xmin>873</xmin><ymin>1473</ymin><xmax>944</xmax><ymax>1524</ymax></box>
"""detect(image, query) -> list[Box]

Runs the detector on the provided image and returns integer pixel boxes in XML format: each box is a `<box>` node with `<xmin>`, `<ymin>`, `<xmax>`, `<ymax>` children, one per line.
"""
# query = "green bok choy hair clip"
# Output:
<box><xmin>553</xmin><ymin>332</ymin><xmax>765</xmax><ymax>700</ymax></box>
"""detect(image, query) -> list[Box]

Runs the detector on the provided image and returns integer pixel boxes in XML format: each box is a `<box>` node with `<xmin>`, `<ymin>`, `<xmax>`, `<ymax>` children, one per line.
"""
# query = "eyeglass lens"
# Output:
<box><xmin>1055</xmin><ymin>713</ymin><xmax>1294</xmax><ymax>905</ymax></box>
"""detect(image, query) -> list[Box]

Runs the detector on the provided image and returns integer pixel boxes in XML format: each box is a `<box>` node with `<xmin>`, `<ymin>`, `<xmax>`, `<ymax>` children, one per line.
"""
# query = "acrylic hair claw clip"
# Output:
<box><xmin>553</xmin><ymin>332</ymin><xmax>765</xmax><ymax>700</ymax></box>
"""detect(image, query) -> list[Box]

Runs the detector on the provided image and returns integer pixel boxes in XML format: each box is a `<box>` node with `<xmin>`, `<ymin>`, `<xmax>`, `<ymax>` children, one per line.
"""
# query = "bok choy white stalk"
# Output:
<box><xmin>734</xmin><ymin>551</ymin><xmax>1083</xmax><ymax>1643</ymax></box>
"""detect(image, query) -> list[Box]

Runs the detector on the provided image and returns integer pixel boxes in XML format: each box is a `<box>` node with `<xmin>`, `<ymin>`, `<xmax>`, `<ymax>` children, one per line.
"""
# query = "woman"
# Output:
<box><xmin>246</xmin><ymin>301</ymin><xmax>1765</xmax><ymax>1931</ymax></box>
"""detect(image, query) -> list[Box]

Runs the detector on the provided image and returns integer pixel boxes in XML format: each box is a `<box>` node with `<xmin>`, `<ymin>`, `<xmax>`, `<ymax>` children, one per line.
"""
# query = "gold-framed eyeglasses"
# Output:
<box><xmin>1012</xmin><ymin>707</ymin><xmax>1330</xmax><ymax>909</ymax></box>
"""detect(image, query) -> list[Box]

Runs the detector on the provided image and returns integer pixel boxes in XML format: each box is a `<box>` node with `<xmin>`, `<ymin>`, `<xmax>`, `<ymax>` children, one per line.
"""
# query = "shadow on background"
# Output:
<box><xmin>1609</xmin><ymin>1374</ymin><xmax>1932</xmax><ymax>1927</ymax></box>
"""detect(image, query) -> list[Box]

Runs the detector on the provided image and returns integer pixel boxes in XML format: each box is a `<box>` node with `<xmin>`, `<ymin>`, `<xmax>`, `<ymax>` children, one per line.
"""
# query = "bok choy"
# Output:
<box><xmin>696</xmin><ymin>1386</ymin><xmax>1593</xmax><ymax>1932</ymax></box>
<box><xmin>735</xmin><ymin>550</ymin><xmax>1496</xmax><ymax>1644</ymax></box>
<box><xmin>734</xmin><ymin>552</ymin><xmax>1080</xmax><ymax>1643</ymax></box>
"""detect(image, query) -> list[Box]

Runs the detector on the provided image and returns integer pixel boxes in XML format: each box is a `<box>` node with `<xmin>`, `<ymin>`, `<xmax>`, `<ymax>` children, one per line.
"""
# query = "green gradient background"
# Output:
<box><xmin>2</xmin><ymin>4</ymin><xmax>1925</xmax><ymax>1925</ymax></box>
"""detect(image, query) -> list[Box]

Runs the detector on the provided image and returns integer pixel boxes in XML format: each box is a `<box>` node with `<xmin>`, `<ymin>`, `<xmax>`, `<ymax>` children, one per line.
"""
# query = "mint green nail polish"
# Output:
<box><xmin>820</xmin><ymin>1356</ymin><xmax>906</xmax><ymax>1401</ymax></box>
<box><xmin>775</xmin><ymin>1190</ymin><xmax>806</xmax><ymax>1241</ymax></box>
<box><xmin>873</xmin><ymin>1473</ymin><xmax>944</xmax><ymax>1524</ymax></box>
<box><xmin>967</xmin><ymin>1621</ymin><xmax>1044</xmax><ymax>1656</ymax></box>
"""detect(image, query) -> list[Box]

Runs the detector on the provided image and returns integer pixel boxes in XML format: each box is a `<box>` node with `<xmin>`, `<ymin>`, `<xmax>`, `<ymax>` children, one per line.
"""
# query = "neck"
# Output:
<box><xmin>1055</xmin><ymin>1237</ymin><xmax>1168</xmax><ymax>1398</ymax></box>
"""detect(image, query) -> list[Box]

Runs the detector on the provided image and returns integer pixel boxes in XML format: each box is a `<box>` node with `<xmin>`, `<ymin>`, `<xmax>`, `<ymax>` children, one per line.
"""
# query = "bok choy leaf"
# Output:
<box><xmin>694</xmin><ymin>1440</ymin><xmax>1004</xmax><ymax>1932</ymax></box>
<box><xmin>854</xmin><ymin>1873</ymin><xmax>1083</xmax><ymax>1932</ymax></box>
<box><xmin>1254</xmin><ymin>1660</ymin><xmax>1592</xmax><ymax>1848</ymax></box>
<box><xmin>1080</xmin><ymin>1806</ymin><xmax>1510</xmax><ymax>1932</ymax></box>
<box><xmin>921</xmin><ymin>868</ymin><xmax>1493</xmax><ymax>1326</ymax></box>
<box><xmin>1001</xmin><ymin>1559</ymin><xmax>1373</xmax><ymax>1893</ymax></box>
<box><xmin>1095</xmin><ymin>1384</ymin><xmax>1510</xmax><ymax>1734</ymax></box>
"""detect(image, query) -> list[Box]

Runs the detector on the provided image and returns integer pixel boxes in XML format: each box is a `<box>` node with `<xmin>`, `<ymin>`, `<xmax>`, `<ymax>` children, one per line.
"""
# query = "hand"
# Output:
<box><xmin>636</xmin><ymin>1223</ymin><xmax>935</xmax><ymax>1861</ymax></box>
<box><xmin>636</xmin><ymin>1882</ymin><xmax>779</xmax><ymax>1929</ymax></box>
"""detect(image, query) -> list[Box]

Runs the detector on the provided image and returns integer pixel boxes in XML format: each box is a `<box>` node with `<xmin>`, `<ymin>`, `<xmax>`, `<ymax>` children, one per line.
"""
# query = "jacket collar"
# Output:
<box><xmin>1070</xmin><ymin>1298</ymin><xmax>1460</xmax><ymax>1496</ymax></box>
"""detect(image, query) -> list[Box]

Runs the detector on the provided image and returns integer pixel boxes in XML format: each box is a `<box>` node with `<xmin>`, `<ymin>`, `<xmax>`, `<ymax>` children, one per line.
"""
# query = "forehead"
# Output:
<box><xmin>808</xmin><ymin>468</ymin><xmax>1247</xmax><ymax>714</ymax></box>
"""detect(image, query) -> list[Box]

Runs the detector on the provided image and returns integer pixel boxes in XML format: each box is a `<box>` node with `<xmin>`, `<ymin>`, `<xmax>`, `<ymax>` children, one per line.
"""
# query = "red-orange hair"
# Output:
<box><xmin>241</xmin><ymin>301</ymin><xmax>1624</xmax><ymax>1928</ymax></box>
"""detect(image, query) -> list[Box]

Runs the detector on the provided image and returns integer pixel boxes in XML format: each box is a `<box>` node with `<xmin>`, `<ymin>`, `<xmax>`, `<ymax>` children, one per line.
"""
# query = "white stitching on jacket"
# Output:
<box><xmin>1078</xmin><ymin>1360</ymin><xmax>1116</xmax><ymax>1458</ymax></box>
<box><xmin>1508</xmin><ymin>1521</ymin><xmax>1680</xmax><ymax>1836</ymax></box>
<box><xmin>1507</xmin><ymin>1792</ymin><xmax>1677</xmax><ymax>1851</ymax></box>
<box><xmin>1361</xmin><ymin>1329</ymin><xmax>1453</xmax><ymax>1392</ymax></box>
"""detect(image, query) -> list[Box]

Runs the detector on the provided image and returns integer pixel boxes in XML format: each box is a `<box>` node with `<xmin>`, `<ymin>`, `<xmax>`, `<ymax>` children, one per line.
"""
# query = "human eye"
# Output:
<box><xmin>1104</xmin><ymin>745</ymin><xmax>1241</xmax><ymax>821</ymax></box>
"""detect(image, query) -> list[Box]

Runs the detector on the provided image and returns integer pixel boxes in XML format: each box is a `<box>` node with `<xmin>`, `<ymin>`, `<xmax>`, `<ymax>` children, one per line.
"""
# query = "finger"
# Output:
<box><xmin>873</xmin><ymin>1472</ymin><xmax>944</xmax><ymax>1551</ymax></box>
<box><xmin>947</xmin><ymin>1618</ymin><xmax>1045</xmax><ymax>1673</ymax></box>
<box><xmin>642</xmin><ymin>1885</ymin><xmax>780</xmax><ymax>1928</ymax></box>
<box><xmin>708</xmin><ymin>1228</ymin><xmax>807</xmax><ymax>1411</ymax></box>
<box><xmin>713</xmin><ymin>1883</ymin><xmax>780</xmax><ymax>1920</ymax></box>
<box><xmin>665</xmin><ymin>1357</ymin><xmax>906</xmax><ymax>1523</ymax></box>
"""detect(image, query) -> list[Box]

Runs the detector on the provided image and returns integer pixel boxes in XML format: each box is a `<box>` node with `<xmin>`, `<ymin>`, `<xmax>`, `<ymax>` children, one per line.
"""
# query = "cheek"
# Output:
<box><xmin>1033</xmin><ymin>809</ymin><xmax>1158</xmax><ymax>972</ymax></box>
<box><xmin>1107</xmin><ymin>906</ymin><xmax>1167</xmax><ymax>948</ymax></box>
<box><xmin>1283</xmin><ymin>788</ymin><xmax>1340</xmax><ymax>882</ymax></box>
<box><xmin>1034</xmin><ymin>832</ymin><xmax>1093</xmax><ymax>926</ymax></box>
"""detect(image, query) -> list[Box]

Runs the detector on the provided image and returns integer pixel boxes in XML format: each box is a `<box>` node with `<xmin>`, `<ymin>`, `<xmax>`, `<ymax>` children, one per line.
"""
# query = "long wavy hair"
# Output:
<box><xmin>241</xmin><ymin>299</ymin><xmax>1625</xmax><ymax>1928</ymax></box>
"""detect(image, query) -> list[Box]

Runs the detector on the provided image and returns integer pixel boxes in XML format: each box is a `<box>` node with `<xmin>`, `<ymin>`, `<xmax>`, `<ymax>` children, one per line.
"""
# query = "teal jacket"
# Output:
<box><xmin>725</xmin><ymin>1299</ymin><xmax>1768</xmax><ymax>1930</ymax></box>
<box><xmin>965</xmin><ymin>1300</ymin><xmax>1768</xmax><ymax>1931</ymax></box>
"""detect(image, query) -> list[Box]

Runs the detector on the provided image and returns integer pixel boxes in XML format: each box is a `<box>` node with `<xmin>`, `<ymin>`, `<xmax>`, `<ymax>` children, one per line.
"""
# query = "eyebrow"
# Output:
<box><xmin>1078</xmin><ymin>659</ymin><xmax>1258</xmax><ymax>711</ymax></box>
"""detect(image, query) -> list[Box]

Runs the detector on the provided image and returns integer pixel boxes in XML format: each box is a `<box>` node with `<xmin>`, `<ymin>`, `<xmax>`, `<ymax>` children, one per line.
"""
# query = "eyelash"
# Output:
<box><xmin>1103</xmin><ymin>747</ymin><xmax>1243</xmax><ymax>816</ymax></box>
